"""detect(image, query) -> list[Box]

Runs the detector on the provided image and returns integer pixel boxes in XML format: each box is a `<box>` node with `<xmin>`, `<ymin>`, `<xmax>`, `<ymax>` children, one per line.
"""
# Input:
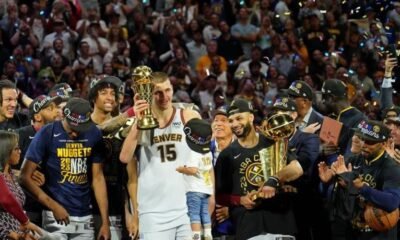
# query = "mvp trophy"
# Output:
<box><xmin>131</xmin><ymin>65</ymin><xmax>159</xmax><ymax>130</ymax></box>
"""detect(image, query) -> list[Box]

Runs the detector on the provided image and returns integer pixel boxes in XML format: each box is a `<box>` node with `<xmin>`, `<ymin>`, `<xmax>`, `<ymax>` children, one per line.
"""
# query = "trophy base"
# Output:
<box><xmin>137</xmin><ymin>117</ymin><xmax>159</xmax><ymax>130</ymax></box>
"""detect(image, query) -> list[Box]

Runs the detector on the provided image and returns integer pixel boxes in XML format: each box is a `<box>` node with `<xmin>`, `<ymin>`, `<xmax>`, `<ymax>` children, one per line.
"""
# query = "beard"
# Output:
<box><xmin>234</xmin><ymin>121</ymin><xmax>252</xmax><ymax>138</ymax></box>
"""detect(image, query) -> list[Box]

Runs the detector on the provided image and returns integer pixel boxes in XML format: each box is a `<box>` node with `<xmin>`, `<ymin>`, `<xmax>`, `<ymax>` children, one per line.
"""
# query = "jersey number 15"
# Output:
<box><xmin>157</xmin><ymin>144</ymin><xmax>177</xmax><ymax>162</ymax></box>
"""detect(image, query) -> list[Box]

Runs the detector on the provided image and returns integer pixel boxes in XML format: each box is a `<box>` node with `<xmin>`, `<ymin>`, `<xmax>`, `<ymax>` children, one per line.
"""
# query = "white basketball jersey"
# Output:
<box><xmin>138</xmin><ymin>108</ymin><xmax>190</xmax><ymax>232</ymax></box>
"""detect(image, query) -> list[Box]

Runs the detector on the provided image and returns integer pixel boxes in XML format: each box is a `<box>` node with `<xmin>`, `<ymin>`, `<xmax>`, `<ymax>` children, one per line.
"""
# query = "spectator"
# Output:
<box><xmin>217</xmin><ymin>20</ymin><xmax>244</xmax><ymax>70</ymax></box>
<box><xmin>302</xmin><ymin>12</ymin><xmax>330</xmax><ymax>54</ymax></box>
<box><xmin>72</xmin><ymin>41</ymin><xmax>102</xmax><ymax>76</ymax></box>
<box><xmin>10</xmin><ymin>19</ymin><xmax>39</xmax><ymax>49</ymax></box>
<box><xmin>81</xmin><ymin>22</ymin><xmax>110</xmax><ymax>60</ymax></box>
<box><xmin>196</xmin><ymin>40</ymin><xmax>227</xmax><ymax>82</ymax></box>
<box><xmin>202</xmin><ymin>13</ymin><xmax>221</xmax><ymax>43</ymax></box>
<box><xmin>41</xmin><ymin>18</ymin><xmax>78</xmax><ymax>62</ymax></box>
<box><xmin>186</xmin><ymin>31</ymin><xmax>207</xmax><ymax>73</ymax></box>
<box><xmin>75</xmin><ymin>5</ymin><xmax>108</xmax><ymax>38</ymax></box>
<box><xmin>231</xmin><ymin>7</ymin><xmax>259</xmax><ymax>58</ymax></box>
<box><xmin>235</xmin><ymin>46</ymin><xmax>269</xmax><ymax>81</ymax></box>
<box><xmin>270</xmin><ymin>41</ymin><xmax>295</xmax><ymax>77</ymax></box>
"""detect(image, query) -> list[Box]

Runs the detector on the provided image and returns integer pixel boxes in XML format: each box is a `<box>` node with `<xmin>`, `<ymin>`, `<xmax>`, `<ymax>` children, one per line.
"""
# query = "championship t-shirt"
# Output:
<box><xmin>25</xmin><ymin>121</ymin><xmax>104</xmax><ymax>217</ymax></box>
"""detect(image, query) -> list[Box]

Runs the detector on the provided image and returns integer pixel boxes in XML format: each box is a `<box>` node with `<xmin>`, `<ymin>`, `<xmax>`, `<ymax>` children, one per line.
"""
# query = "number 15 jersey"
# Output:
<box><xmin>137</xmin><ymin>108</ymin><xmax>190</xmax><ymax>232</ymax></box>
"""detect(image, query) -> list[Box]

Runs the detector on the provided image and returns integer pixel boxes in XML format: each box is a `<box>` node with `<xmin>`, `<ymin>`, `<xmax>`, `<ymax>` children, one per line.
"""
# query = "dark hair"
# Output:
<box><xmin>0</xmin><ymin>80</ymin><xmax>17</xmax><ymax>105</ymax></box>
<box><xmin>249</xmin><ymin>60</ymin><xmax>262</xmax><ymax>69</ymax></box>
<box><xmin>88</xmin><ymin>82</ymin><xmax>119</xmax><ymax>108</ymax></box>
<box><xmin>0</xmin><ymin>130</ymin><xmax>18</xmax><ymax>172</ymax></box>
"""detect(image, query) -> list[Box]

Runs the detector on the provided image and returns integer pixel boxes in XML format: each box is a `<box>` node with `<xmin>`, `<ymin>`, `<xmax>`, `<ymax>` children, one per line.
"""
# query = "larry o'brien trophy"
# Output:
<box><xmin>131</xmin><ymin>65</ymin><xmax>159</xmax><ymax>130</ymax></box>
<box><xmin>252</xmin><ymin>113</ymin><xmax>295</xmax><ymax>200</ymax></box>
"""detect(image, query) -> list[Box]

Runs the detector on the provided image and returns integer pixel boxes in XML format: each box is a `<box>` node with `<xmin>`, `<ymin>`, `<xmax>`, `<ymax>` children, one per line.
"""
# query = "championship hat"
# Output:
<box><xmin>184</xmin><ymin>118</ymin><xmax>212</xmax><ymax>154</ymax></box>
<box><xmin>63</xmin><ymin>97</ymin><xmax>94</xmax><ymax>132</ymax></box>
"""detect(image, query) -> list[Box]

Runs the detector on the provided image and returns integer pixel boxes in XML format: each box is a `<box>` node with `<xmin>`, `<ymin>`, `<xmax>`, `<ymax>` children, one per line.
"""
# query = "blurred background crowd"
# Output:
<box><xmin>1</xmin><ymin>0</ymin><xmax>400</xmax><ymax>122</ymax></box>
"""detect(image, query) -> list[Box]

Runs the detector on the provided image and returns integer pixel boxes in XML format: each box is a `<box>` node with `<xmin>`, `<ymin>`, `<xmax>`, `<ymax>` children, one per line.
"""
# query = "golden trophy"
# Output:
<box><xmin>131</xmin><ymin>65</ymin><xmax>159</xmax><ymax>130</ymax></box>
<box><xmin>251</xmin><ymin>113</ymin><xmax>295</xmax><ymax>200</ymax></box>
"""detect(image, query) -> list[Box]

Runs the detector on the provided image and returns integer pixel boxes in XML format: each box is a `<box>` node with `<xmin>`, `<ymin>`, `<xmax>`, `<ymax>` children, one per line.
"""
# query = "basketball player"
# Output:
<box><xmin>214</xmin><ymin>98</ymin><xmax>305</xmax><ymax>240</ymax></box>
<box><xmin>20</xmin><ymin>98</ymin><xmax>111</xmax><ymax>240</ymax></box>
<box><xmin>88</xmin><ymin>76</ymin><xmax>137</xmax><ymax>239</ymax></box>
<box><xmin>319</xmin><ymin>119</ymin><xmax>400</xmax><ymax>240</ymax></box>
<box><xmin>120</xmin><ymin>72</ymin><xmax>201</xmax><ymax>239</ymax></box>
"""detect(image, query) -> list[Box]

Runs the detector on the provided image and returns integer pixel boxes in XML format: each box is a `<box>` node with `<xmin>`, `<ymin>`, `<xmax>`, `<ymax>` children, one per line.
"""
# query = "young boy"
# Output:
<box><xmin>177</xmin><ymin>118</ymin><xmax>214</xmax><ymax>240</ymax></box>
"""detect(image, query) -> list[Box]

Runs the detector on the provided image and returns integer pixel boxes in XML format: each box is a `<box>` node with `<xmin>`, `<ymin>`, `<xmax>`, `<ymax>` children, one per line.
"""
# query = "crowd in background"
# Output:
<box><xmin>0</xmin><ymin>0</ymin><xmax>399</xmax><ymax>121</ymax></box>
<box><xmin>1</xmin><ymin>0</ymin><xmax>400</xmax><ymax>240</ymax></box>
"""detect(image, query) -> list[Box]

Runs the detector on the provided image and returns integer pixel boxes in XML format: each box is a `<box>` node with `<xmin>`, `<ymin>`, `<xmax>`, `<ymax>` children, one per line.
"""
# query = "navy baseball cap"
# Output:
<box><xmin>272</xmin><ymin>97</ymin><xmax>297</xmax><ymax>112</ymax></box>
<box><xmin>288</xmin><ymin>80</ymin><xmax>313</xmax><ymax>100</ymax></box>
<box><xmin>63</xmin><ymin>98</ymin><xmax>94</xmax><ymax>132</ymax></box>
<box><xmin>353</xmin><ymin>119</ymin><xmax>390</xmax><ymax>143</ymax></box>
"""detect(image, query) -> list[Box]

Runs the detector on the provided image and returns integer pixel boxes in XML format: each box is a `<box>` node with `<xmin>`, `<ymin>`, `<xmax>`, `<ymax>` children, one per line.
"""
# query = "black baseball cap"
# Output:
<box><xmin>287</xmin><ymin>80</ymin><xmax>313</xmax><ymax>100</ymax></box>
<box><xmin>88</xmin><ymin>76</ymin><xmax>122</xmax><ymax>102</ymax></box>
<box><xmin>184</xmin><ymin>118</ymin><xmax>212</xmax><ymax>154</ymax></box>
<box><xmin>63</xmin><ymin>98</ymin><xmax>94</xmax><ymax>132</ymax></box>
<box><xmin>227</xmin><ymin>99</ymin><xmax>254</xmax><ymax>116</ymax></box>
<box><xmin>89</xmin><ymin>76</ymin><xmax>122</xmax><ymax>92</ymax></box>
<box><xmin>321</xmin><ymin>79</ymin><xmax>348</xmax><ymax>98</ymax></box>
<box><xmin>29</xmin><ymin>95</ymin><xmax>62</xmax><ymax>119</ymax></box>
<box><xmin>272</xmin><ymin>97</ymin><xmax>297</xmax><ymax>112</ymax></box>
<box><xmin>353</xmin><ymin>119</ymin><xmax>390</xmax><ymax>143</ymax></box>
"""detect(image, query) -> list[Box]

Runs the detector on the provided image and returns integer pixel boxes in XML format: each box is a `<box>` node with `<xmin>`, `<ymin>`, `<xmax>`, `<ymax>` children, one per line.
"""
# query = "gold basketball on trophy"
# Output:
<box><xmin>131</xmin><ymin>65</ymin><xmax>159</xmax><ymax>130</ymax></box>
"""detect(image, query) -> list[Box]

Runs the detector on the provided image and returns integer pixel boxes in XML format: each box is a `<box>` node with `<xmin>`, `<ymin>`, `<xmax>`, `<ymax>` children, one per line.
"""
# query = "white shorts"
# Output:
<box><xmin>42</xmin><ymin>211</ymin><xmax>94</xmax><ymax>240</ymax></box>
<box><xmin>138</xmin><ymin>223</ymin><xmax>191</xmax><ymax>240</ymax></box>
<box><xmin>248</xmin><ymin>234</ymin><xmax>296</xmax><ymax>240</ymax></box>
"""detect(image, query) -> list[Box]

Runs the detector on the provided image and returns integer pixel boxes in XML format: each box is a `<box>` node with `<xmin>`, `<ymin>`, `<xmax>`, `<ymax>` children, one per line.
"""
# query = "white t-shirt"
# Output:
<box><xmin>184</xmin><ymin>151</ymin><xmax>213</xmax><ymax>195</ymax></box>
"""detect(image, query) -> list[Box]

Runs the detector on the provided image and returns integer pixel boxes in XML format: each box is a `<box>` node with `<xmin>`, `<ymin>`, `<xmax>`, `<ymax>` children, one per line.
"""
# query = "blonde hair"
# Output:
<box><xmin>152</xmin><ymin>72</ymin><xmax>169</xmax><ymax>84</ymax></box>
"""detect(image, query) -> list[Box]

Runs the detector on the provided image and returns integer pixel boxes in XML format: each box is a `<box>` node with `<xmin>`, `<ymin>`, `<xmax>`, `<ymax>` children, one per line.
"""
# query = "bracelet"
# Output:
<box><xmin>264</xmin><ymin>176</ymin><xmax>280</xmax><ymax>188</ymax></box>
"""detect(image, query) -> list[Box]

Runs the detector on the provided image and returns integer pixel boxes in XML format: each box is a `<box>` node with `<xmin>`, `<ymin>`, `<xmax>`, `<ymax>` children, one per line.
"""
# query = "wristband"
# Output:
<box><xmin>125</xmin><ymin>107</ymin><xmax>135</xmax><ymax>117</ymax></box>
<box><xmin>264</xmin><ymin>176</ymin><xmax>280</xmax><ymax>188</ymax></box>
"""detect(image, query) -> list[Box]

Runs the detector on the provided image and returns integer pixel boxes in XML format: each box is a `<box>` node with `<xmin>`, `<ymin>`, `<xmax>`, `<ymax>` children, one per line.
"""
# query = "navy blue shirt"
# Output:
<box><xmin>25</xmin><ymin>121</ymin><xmax>104</xmax><ymax>217</ymax></box>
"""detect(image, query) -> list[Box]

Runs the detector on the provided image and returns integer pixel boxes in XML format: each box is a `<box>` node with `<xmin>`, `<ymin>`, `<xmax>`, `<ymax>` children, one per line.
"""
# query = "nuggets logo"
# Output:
<box><xmin>57</xmin><ymin>143</ymin><xmax>92</xmax><ymax>184</ymax></box>
<box><xmin>245</xmin><ymin>162</ymin><xmax>264</xmax><ymax>186</ymax></box>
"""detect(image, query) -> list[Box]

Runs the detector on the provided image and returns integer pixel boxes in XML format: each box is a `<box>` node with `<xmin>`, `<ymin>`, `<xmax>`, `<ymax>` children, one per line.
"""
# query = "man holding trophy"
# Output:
<box><xmin>214</xmin><ymin>98</ymin><xmax>305</xmax><ymax>240</ymax></box>
<box><xmin>120</xmin><ymin>67</ymin><xmax>201</xmax><ymax>239</ymax></box>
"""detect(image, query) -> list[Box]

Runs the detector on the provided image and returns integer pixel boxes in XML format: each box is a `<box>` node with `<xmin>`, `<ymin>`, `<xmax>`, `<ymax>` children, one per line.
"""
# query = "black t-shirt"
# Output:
<box><xmin>15</xmin><ymin>125</ymin><xmax>42</xmax><ymax>212</ymax></box>
<box><xmin>215</xmin><ymin>134</ymin><xmax>297</xmax><ymax>240</ymax></box>
<box><xmin>0</xmin><ymin>113</ymin><xmax>30</xmax><ymax>131</ymax></box>
<box><xmin>15</xmin><ymin>125</ymin><xmax>36</xmax><ymax>169</ymax></box>
<box><xmin>92</xmin><ymin>131</ymin><xmax>127</xmax><ymax>217</ymax></box>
